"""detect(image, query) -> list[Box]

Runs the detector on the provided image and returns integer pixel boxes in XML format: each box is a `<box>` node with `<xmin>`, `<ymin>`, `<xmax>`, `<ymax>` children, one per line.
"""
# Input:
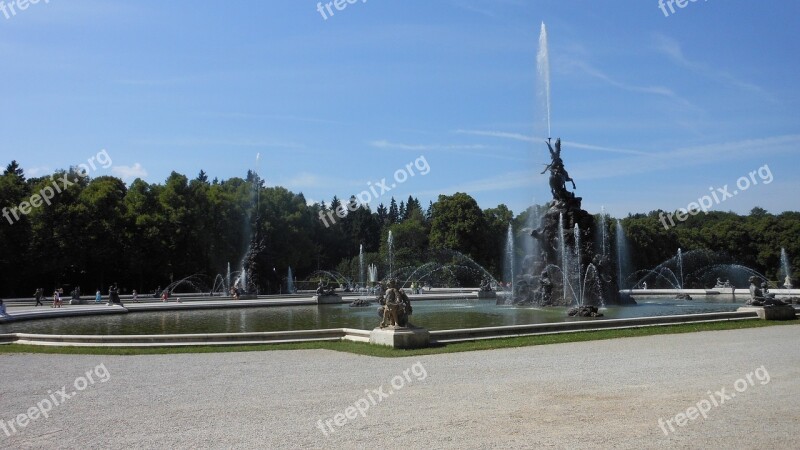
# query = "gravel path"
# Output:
<box><xmin>1</xmin><ymin>325</ymin><xmax>798</xmax><ymax>449</ymax></box>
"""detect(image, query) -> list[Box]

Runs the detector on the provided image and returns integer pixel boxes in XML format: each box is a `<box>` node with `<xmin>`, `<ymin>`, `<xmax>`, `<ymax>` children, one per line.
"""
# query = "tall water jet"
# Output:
<box><xmin>240</xmin><ymin>152</ymin><xmax>266</xmax><ymax>294</ymax></box>
<box><xmin>226</xmin><ymin>262</ymin><xmax>231</xmax><ymax>293</ymax></box>
<box><xmin>615</xmin><ymin>220</ymin><xmax>632</xmax><ymax>289</ymax></box>
<box><xmin>255</xmin><ymin>152</ymin><xmax>261</xmax><ymax>206</ymax></box>
<box><xmin>537</xmin><ymin>22</ymin><xmax>552</xmax><ymax>138</ymax></box>
<box><xmin>359</xmin><ymin>244</ymin><xmax>365</xmax><ymax>288</ymax></box>
<box><xmin>600</xmin><ymin>206</ymin><xmax>608</xmax><ymax>257</ymax></box>
<box><xmin>287</xmin><ymin>267</ymin><xmax>295</xmax><ymax>293</ymax></box>
<box><xmin>677</xmin><ymin>248</ymin><xmax>684</xmax><ymax>290</ymax></box>
<box><xmin>573</xmin><ymin>223</ymin><xmax>582</xmax><ymax>306</ymax></box>
<box><xmin>780</xmin><ymin>248</ymin><xmax>793</xmax><ymax>288</ymax></box>
<box><xmin>387</xmin><ymin>231</ymin><xmax>394</xmax><ymax>279</ymax></box>
<box><xmin>559</xmin><ymin>213</ymin><xmax>568</xmax><ymax>304</ymax></box>
<box><xmin>504</xmin><ymin>223</ymin><xmax>515</xmax><ymax>286</ymax></box>
<box><xmin>522</xmin><ymin>203</ymin><xmax>541</xmax><ymax>276</ymax></box>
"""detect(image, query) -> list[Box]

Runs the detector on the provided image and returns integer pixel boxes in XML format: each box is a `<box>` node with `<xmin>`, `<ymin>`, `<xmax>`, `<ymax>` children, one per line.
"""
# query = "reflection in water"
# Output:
<box><xmin>0</xmin><ymin>299</ymin><xmax>741</xmax><ymax>335</ymax></box>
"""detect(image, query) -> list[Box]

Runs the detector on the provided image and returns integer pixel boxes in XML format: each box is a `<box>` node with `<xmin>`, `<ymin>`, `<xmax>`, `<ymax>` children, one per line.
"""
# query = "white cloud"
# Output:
<box><xmin>653</xmin><ymin>34</ymin><xmax>772</xmax><ymax>99</ymax></box>
<box><xmin>569</xmin><ymin>135</ymin><xmax>800</xmax><ymax>181</ymax></box>
<box><xmin>556</xmin><ymin>56</ymin><xmax>699</xmax><ymax>111</ymax></box>
<box><xmin>369</xmin><ymin>139</ymin><xmax>524</xmax><ymax>161</ymax></box>
<box><xmin>112</xmin><ymin>163</ymin><xmax>148</xmax><ymax>181</ymax></box>
<box><xmin>454</xmin><ymin>129</ymin><xmax>649</xmax><ymax>155</ymax></box>
<box><xmin>370</xmin><ymin>140</ymin><xmax>488</xmax><ymax>152</ymax></box>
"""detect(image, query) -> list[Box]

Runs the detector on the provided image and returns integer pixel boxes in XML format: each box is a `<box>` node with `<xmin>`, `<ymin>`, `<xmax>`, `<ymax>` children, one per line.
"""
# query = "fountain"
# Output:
<box><xmin>508</xmin><ymin>23</ymin><xmax>624</xmax><ymax>308</ymax></box>
<box><xmin>512</xmin><ymin>138</ymin><xmax>621</xmax><ymax>307</ymax></box>
<box><xmin>359</xmin><ymin>244</ymin><xmax>365</xmax><ymax>290</ymax></box>
<box><xmin>368</xmin><ymin>264</ymin><xmax>378</xmax><ymax>286</ymax></box>
<box><xmin>235</xmin><ymin>154</ymin><xmax>267</xmax><ymax>298</ymax></box>
<box><xmin>521</xmin><ymin>203</ymin><xmax>542</xmax><ymax>277</ymax></box>
<box><xmin>781</xmin><ymin>248</ymin><xmax>793</xmax><ymax>289</ymax></box>
<box><xmin>504</xmin><ymin>223</ymin><xmax>515</xmax><ymax>289</ymax></box>
<box><xmin>387</xmin><ymin>231</ymin><xmax>394</xmax><ymax>279</ymax></box>
<box><xmin>537</xmin><ymin>22</ymin><xmax>551</xmax><ymax>138</ymax></box>
<box><xmin>287</xmin><ymin>267</ymin><xmax>295</xmax><ymax>294</ymax></box>
<box><xmin>615</xmin><ymin>220</ymin><xmax>632</xmax><ymax>291</ymax></box>
<box><xmin>226</xmin><ymin>262</ymin><xmax>231</xmax><ymax>294</ymax></box>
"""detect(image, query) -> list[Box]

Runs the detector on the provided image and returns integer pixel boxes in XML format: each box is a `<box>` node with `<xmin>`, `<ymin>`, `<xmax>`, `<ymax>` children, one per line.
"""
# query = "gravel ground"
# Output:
<box><xmin>1</xmin><ymin>325</ymin><xmax>798</xmax><ymax>449</ymax></box>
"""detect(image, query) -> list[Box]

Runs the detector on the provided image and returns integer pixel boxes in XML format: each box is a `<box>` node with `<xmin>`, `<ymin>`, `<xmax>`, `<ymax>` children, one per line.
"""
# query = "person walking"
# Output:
<box><xmin>33</xmin><ymin>288</ymin><xmax>44</xmax><ymax>307</ymax></box>
<box><xmin>53</xmin><ymin>289</ymin><xmax>62</xmax><ymax>308</ymax></box>
<box><xmin>108</xmin><ymin>283</ymin><xmax>122</xmax><ymax>306</ymax></box>
<box><xmin>0</xmin><ymin>298</ymin><xmax>7</xmax><ymax>317</ymax></box>
<box><xmin>132</xmin><ymin>289</ymin><xmax>139</xmax><ymax>303</ymax></box>
<box><xmin>95</xmin><ymin>289</ymin><xmax>102</xmax><ymax>304</ymax></box>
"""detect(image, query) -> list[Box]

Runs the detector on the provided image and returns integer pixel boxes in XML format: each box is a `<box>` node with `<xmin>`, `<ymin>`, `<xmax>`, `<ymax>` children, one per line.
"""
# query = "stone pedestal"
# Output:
<box><xmin>477</xmin><ymin>291</ymin><xmax>497</xmax><ymax>299</ymax></box>
<box><xmin>314</xmin><ymin>294</ymin><xmax>341</xmax><ymax>305</ymax></box>
<box><xmin>738</xmin><ymin>306</ymin><xmax>797</xmax><ymax>321</ymax></box>
<box><xmin>369</xmin><ymin>326</ymin><xmax>430</xmax><ymax>349</ymax></box>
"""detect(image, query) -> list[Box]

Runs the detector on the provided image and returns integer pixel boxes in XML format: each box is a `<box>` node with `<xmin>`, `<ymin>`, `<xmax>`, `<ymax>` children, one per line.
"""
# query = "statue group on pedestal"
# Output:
<box><xmin>747</xmin><ymin>276</ymin><xmax>788</xmax><ymax>306</ymax></box>
<box><xmin>377</xmin><ymin>279</ymin><xmax>413</xmax><ymax>328</ymax></box>
<box><xmin>316</xmin><ymin>281</ymin><xmax>337</xmax><ymax>297</ymax></box>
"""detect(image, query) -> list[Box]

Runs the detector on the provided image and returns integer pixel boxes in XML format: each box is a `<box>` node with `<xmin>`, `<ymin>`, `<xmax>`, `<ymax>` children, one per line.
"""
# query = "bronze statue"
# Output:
<box><xmin>541</xmin><ymin>138</ymin><xmax>575</xmax><ymax>201</ymax></box>
<box><xmin>316</xmin><ymin>280</ymin><xmax>336</xmax><ymax>296</ymax></box>
<box><xmin>378</xmin><ymin>279</ymin><xmax>413</xmax><ymax>328</ymax></box>
<box><xmin>747</xmin><ymin>276</ymin><xmax>787</xmax><ymax>306</ymax></box>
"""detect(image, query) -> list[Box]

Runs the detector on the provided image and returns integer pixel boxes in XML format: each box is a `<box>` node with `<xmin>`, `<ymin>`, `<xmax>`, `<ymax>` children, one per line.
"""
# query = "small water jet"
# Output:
<box><xmin>387</xmin><ymin>231</ymin><xmax>394</xmax><ymax>279</ymax></box>
<box><xmin>504</xmin><ymin>223</ymin><xmax>515</xmax><ymax>287</ymax></box>
<box><xmin>615</xmin><ymin>220</ymin><xmax>632</xmax><ymax>290</ymax></box>
<box><xmin>780</xmin><ymin>248</ymin><xmax>793</xmax><ymax>288</ymax></box>
<box><xmin>287</xmin><ymin>267</ymin><xmax>295</xmax><ymax>294</ymax></box>
<box><xmin>359</xmin><ymin>244</ymin><xmax>365</xmax><ymax>288</ymax></box>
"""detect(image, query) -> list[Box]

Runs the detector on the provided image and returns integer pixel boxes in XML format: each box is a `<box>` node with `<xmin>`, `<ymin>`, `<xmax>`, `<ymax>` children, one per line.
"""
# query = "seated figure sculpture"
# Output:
<box><xmin>747</xmin><ymin>276</ymin><xmax>787</xmax><ymax>306</ymax></box>
<box><xmin>378</xmin><ymin>279</ymin><xmax>412</xmax><ymax>328</ymax></box>
<box><xmin>479</xmin><ymin>277</ymin><xmax>493</xmax><ymax>292</ymax></box>
<box><xmin>315</xmin><ymin>281</ymin><xmax>337</xmax><ymax>296</ymax></box>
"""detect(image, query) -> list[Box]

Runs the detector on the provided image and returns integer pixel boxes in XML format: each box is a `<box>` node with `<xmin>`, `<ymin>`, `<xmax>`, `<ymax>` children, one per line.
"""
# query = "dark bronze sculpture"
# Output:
<box><xmin>747</xmin><ymin>276</ymin><xmax>787</xmax><ymax>306</ymax></box>
<box><xmin>316</xmin><ymin>280</ymin><xmax>337</xmax><ymax>296</ymax></box>
<box><xmin>512</xmin><ymin>137</ymin><xmax>628</xmax><ymax>306</ymax></box>
<box><xmin>541</xmin><ymin>138</ymin><xmax>576</xmax><ymax>201</ymax></box>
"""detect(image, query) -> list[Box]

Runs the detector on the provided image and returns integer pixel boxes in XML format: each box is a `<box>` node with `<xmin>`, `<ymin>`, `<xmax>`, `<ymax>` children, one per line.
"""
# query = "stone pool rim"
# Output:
<box><xmin>1</xmin><ymin>310</ymin><xmax>781</xmax><ymax>348</ymax></box>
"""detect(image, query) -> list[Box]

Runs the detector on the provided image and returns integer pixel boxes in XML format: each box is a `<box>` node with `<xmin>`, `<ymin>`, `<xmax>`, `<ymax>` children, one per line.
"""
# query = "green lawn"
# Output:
<box><xmin>1</xmin><ymin>319</ymin><xmax>796</xmax><ymax>357</ymax></box>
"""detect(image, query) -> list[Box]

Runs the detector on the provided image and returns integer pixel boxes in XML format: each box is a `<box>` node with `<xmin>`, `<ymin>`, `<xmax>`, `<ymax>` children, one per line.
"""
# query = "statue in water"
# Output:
<box><xmin>378</xmin><ymin>279</ymin><xmax>413</xmax><ymax>328</ymax></box>
<box><xmin>747</xmin><ymin>276</ymin><xmax>787</xmax><ymax>306</ymax></box>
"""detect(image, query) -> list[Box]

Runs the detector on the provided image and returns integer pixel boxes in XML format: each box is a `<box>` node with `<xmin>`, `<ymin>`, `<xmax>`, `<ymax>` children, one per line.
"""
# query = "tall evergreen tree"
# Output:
<box><xmin>388</xmin><ymin>198</ymin><xmax>399</xmax><ymax>224</ymax></box>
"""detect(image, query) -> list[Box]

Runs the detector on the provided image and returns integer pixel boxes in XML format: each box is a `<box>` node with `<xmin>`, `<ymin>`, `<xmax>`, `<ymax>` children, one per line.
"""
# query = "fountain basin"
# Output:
<box><xmin>0</xmin><ymin>310</ymin><xmax>763</xmax><ymax>348</ymax></box>
<box><xmin>0</xmin><ymin>297</ymin><xmax>753</xmax><ymax>336</ymax></box>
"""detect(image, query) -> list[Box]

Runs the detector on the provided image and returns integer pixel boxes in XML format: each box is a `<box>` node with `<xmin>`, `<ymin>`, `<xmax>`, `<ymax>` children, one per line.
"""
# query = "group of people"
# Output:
<box><xmin>32</xmin><ymin>288</ymin><xmax>66</xmax><ymax>308</ymax></box>
<box><xmin>31</xmin><ymin>284</ymin><xmax>139</xmax><ymax>308</ymax></box>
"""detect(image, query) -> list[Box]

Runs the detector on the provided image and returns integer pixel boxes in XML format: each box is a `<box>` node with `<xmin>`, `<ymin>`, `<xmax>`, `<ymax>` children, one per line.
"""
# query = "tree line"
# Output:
<box><xmin>0</xmin><ymin>160</ymin><xmax>797</xmax><ymax>297</ymax></box>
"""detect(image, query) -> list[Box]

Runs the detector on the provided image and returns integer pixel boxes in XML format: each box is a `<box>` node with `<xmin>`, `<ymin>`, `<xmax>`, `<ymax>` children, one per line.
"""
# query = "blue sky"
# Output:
<box><xmin>1</xmin><ymin>0</ymin><xmax>798</xmax><ymax>217</ymax></box>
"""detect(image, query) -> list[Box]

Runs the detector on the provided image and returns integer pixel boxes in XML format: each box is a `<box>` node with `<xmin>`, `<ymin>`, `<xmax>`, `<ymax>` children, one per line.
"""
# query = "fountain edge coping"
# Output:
<box><xmin>0</xmin><ymin>310</ymin><xmax>782</xmax><ymax>348</ymax></box>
